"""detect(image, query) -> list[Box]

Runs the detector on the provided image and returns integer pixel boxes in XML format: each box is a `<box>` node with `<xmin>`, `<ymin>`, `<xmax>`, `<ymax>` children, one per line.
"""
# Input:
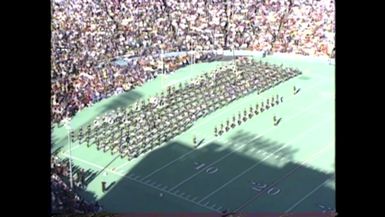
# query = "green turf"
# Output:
<box><xmin>52</xmin><ymin>54</ymin><xmax>335</xmax><ymax>213</ymax></box>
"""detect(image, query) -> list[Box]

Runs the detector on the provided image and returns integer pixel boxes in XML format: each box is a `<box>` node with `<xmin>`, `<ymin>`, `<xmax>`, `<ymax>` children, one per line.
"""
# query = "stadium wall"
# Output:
<box><xmin>114</xmin><ymin>50</ymin><xmax>334</xmax><ymax>66</ymax></box>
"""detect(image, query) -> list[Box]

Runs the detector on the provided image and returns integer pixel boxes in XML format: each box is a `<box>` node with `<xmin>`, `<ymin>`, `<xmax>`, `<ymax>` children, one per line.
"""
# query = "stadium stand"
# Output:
<box><xmin>51</xmin><ymin>0</ymin><xmax>334</xmax><ymax>125</ymax></box>
<box><xmin>51</xmin><ymin>0</ymin><xmax>334</xmax><ymax>213</ymax></box>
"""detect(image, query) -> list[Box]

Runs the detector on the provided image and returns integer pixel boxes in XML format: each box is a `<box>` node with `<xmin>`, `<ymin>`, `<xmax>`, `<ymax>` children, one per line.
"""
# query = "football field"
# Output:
<box><xmin>52</xmin><ymin>54</ymin><xmax>335</xmax><ymax>216</ymax></box>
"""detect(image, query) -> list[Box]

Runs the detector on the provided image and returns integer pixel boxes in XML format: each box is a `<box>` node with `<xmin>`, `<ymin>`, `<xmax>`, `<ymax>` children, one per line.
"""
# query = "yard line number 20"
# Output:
<box><xmin>251</xmin><ymin>181</ymin><xmax>281</xmax><ymax>196</ymax></box>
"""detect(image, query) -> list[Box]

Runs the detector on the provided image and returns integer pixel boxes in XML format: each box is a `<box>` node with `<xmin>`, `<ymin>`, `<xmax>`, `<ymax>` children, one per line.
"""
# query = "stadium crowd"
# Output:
<box><xmin>51</xmin><ymin>155</ymin><xmax>103</xmax><ymax>213</ymax></box>
<box><xmin>51</xmin><ymin>0</ymin><xmax>335</xmax><ymax>124</ymax></box>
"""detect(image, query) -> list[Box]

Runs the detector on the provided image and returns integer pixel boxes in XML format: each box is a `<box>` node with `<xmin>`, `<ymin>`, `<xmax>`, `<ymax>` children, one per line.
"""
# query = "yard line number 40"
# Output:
<box><xmin>194</xmin><ymin>162</ymin><xmax>219</xmax><ymax>174</ymax></box>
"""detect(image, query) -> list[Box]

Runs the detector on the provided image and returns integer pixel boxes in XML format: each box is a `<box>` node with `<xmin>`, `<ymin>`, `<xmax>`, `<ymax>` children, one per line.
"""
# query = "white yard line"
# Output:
<box><xmin>231</xmin><ymin>144</ymin><xmax>333</xmax><ymax>213</ymax></box>
<box><xmin>285</xmin><ymin>176</ymin><xmax>335</xmax><ymax>212</ymax></box>
<box><xmin>61</xmin><ymin>153</ymin><xmax>221</xmax><ymax>213</ymax></box>
<box><xmin>64</xmin><ymin>144</ymin><xmax>81</xmax><ymax>155</ymax></box>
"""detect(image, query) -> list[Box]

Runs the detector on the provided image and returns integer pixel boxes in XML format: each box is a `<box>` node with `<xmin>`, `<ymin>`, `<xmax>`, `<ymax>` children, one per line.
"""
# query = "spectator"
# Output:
<box><xmin>51</xmin><ymin>0</ymin><xmax>335</xmax><ymax>125</ymax></box>
<box><xmin>51</xmin><ymin>154</ymin><xmax>101</xmax><ymax>213</ymax></box>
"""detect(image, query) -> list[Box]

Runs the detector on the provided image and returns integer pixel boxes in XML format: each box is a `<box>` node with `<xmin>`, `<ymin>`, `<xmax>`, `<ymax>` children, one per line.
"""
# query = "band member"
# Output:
<box><xmin>242</xmin><ymin>108</ymin><xmax>248</xmax><ymax>121</ymax></box>
<box><xmin>79</xmin><ymin>127</ymin><xmax>83</xmax><ymax>143</ymax></box>
<box><xmin>225</xmin><ymin>120</ymin><xmax>230</xmax><ymax>132</ymax></box>
<box><xmin>219</xmin><ymin>124</ymin><xmax>224</xmax><ymax>135</ymax></box>
<box><xmin>271</xmin><ymin>96</ymin><xmax>275</xmax><ymax>107</ymax></box>
<box><xmin>248</xmin><ymin>106</ymin><xmax>254</xmax><ymax>118</ymax></box>
<box><xmin>293</xmin><ymin>86</ymin><xmax>300</xmax><ymax>95</ymax></box>
<box><xmin>231</xmin><ymin>116</ymin><xmax>236</xmax><ymax>128</ymax></box>
<box><xmin>70</xmin><ymin>131</ymin><xmax>76</xmax><ymax>143</ymax></box>
<box><xmin>274</xmin><ymin>116</ymin><xmax>282</xmax><ymax>126</ymax></box>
